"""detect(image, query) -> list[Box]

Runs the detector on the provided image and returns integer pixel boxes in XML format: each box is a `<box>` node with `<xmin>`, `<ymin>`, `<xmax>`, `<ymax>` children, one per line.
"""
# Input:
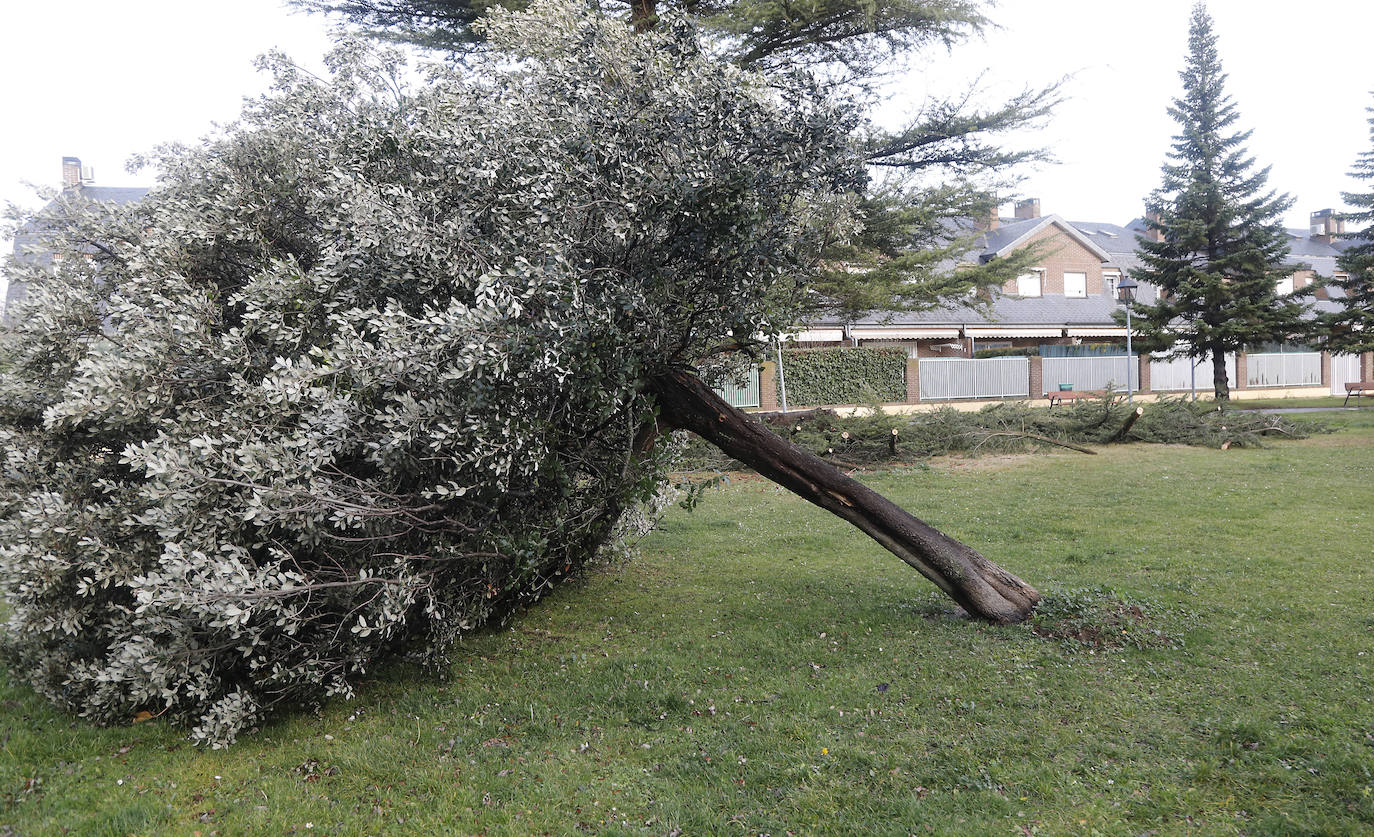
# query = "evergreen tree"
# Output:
<box><xmin>291</xmin><ymin>0</ymin><xmax>993</xmax><ymax>78</ymax></box>
<box><xmin>1321</xmin><ymin>97</ymin><xmax>1374</xmax><ymax>354</ymax></box>
<box><xmin>291</xmin><ymin>0</ymin><xmax>1059</xmax><ymax>314</ymax></box>
<box><xmin>1127</xmin><ymin>3</ymin><xmax>1307</xmax><ymax>401</ymax></box>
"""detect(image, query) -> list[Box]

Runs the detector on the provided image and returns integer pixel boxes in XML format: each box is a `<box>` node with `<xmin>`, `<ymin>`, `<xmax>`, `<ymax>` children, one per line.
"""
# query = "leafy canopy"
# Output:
<box><xmin>0</xmin><ymin>0</ymin><xmax>861</xmax><ymax>746</ymax></box>
<box><xmin>289</xmin><ymin>0</ymin><xmax>991</xmax><ymax>78</ymax></box>
<box><xmin>290</xmin><ymin>0</ymin><xmax>1060</xmax><ymax>322</ymax></box>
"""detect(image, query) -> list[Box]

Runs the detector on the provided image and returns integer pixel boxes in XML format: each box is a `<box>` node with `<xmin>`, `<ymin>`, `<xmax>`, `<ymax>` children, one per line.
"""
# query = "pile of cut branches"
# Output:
<box><xmin>674</xmin><ymin>395</ymin><xmax>1325</xmax><ymax>471</ymax></box>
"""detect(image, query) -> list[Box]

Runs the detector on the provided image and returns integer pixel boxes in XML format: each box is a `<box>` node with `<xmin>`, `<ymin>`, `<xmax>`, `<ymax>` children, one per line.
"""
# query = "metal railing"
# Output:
<box><xmin>918</xmin><ymin>357</ymin><xmax>1029</xmax><ymax>401</ymax></box>
<box><xmin>1246</xmin><ymin>352</ymin><xmax>1321</xmax><ymax>388</ymax></box>
<box><xmin>713</xmin><ymin>366</ymin><xmax>762</xmax><ymax>408</ymax></box>
<box><xmin>1041</xmin><ymin>355</ymin><xmax>1134</xmax><ymax>394</ymax></box>
<box><xmin>1149</xmin><ymin>353</ymin><xmax>1236</xmax><ymax>392</ymax></box>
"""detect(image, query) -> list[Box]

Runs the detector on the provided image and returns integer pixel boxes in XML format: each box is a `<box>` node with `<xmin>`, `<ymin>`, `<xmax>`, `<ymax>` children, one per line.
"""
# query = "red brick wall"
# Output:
<box><xmin>1028</xmin><ymin>355</ymin><xmax>1044</xmax><ymax>398</ymax></box>
<box><xmin>759</xmin><ymin>361</ymin><xmax>778</xmax><ymax>411</ymax></box>
<box><xmin>61</xmin><ymin>158</ymin><xmax>82</xmax><ymax>189</ymax></box>
<box><xmin>1000</xmin><ymin>225</ymin><xmax>1106</xmax><ymax>296</ymax></box>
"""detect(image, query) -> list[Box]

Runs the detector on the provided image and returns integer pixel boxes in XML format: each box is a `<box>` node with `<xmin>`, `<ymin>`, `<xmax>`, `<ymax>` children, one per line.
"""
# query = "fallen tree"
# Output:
<box><xmin>651</xmin><ymin>371</ymin><xmax>1038</xmax><ymax>623</ymax></box>
<box><xmin>0</xmin><ymin>2</ymin><xmax>1036</xmax><ymax>745</ymax></box>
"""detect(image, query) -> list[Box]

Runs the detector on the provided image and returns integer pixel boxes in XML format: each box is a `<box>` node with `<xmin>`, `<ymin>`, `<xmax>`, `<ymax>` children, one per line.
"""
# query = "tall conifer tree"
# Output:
<box><xmin>291</xmin><ymin>0</ymin><xmax>1058</xmax><ymax>315</ymax></box>
<box><xmin>1321</xmin><ymin>97</ymin><xmax>1374</xmax><ymax>353</ymax></box>
<box><xmin>1127</xmin><ymin>3</ymin><xmax>1306</xmax><ymax>401</ymax></box>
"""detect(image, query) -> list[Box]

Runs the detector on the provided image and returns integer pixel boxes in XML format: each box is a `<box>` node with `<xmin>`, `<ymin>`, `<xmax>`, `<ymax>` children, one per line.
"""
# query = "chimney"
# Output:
<box><xmin>1144</xmin><ymin>209</ymin><xmax>1165</xmax><ymax>243</ymax></box>
<box><xmin>61</xmin><ymin>156</ymin><xmax>82</xmax><ymax>189</ymax></box>
<box><xmin>1014</xmin><ymin>197</ymin><xmax>1041</xmax><ymax>220</ymax></box>
<box><xmin>979</xmin><ymin>202</ymin><xmax>1000</xmax><ymax>231</ymax></box>
<box><xmin>1309</xmin><ymin>208</ymin><xmax>1344</xmax><ymax>243</ymax></box>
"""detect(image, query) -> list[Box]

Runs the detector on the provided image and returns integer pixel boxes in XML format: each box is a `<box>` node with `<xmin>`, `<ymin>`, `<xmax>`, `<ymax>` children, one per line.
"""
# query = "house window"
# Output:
<box><xmin>1016</xmin><ymin>269</ymin><xmax>1044</xmax><ymax>297</ymax></box>
<box><xmin>1276</xmin><ymin>275</ymin><xmax>1294</xmax><ymax>295</ymax></box>
<box><xmin>1064</xmin><ymin>272</ymin><xmax>1087</xmax><ymax>298</ymax></box>
<box><xmin>1103</xmin><ymin>271</ymin><xmax>1120</xmax><ymax>296</ymax></box>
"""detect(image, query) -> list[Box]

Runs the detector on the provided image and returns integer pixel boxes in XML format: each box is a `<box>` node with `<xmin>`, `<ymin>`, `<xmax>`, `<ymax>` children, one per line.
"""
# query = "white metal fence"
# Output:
<box><xmin>918</xmin><ymin>357</ymin><xmax>1029</xmax><ymax>401</ymax></box>
<box><xmin>713</xmin><ymin>366</ymin><xmax>761</xmax><ymax>408</ymax></box>
<box><xmin>1331</xmin><ymin>352</ymin><xmax>1363</xmax><ymax>396</ymax></box>
<box><xmin>1041</xmin><ymin>355</ymin><xmax>1135</xmax><ymax>394</ymax></box>
<box><xmin>1246</xmin><ymin>352</ymin><xmax>1322</xmax><ymax>388</ymax></box>
<box><xmin>1149</xmin><ymin>353</ymin><xmax>1237</xmax><ymax>392</ymax></box>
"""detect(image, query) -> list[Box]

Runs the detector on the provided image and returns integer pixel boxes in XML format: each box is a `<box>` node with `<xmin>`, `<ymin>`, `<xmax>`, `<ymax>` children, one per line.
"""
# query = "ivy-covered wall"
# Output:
<box><xmin>777</xmin><ymin>347</ymin><xmax>907</xmax><ymax>406</ymax></box>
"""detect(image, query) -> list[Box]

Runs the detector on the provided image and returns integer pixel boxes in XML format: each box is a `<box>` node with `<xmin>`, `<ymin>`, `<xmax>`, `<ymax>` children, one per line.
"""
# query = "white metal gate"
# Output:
<box><xmin>918</xmin><ymin>357</ymin><xmax>1029</xmax><ymax>400</ymax></box>
<box><xmin>1041</xmin><ymin>355</ymin><xmax>1135</xmax><ymax>394</ymax></box>
<box><xmin>1149</xmin><ymin>353</ymin><xmax>1237</xmax><ymax>392</ymax></box>
<box><xmin>1246</xmin><ymin>352</ymin><xmax>1322</xmax><ymax>388</ymax></box>
<box><xmin>1331</xmin><ymin>353</ymin><xmax>1362</xmax><ymax>396</ymax></box>
<box><xmin>714</xmin><ymin>366</ymin><xmax>761</xmax><ymax>408</ymax></box>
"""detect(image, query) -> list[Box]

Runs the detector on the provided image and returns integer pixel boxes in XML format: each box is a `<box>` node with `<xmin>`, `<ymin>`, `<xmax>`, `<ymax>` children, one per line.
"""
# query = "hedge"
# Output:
<box><xmin>777</xmin><ymin>346</ymin><xmax>907</xmax><ymax>406</ymax></box>
<box><xmin>973</xmin><ymin>346</ymin><xmax>1039</xmax><ymax>359</ymax></box>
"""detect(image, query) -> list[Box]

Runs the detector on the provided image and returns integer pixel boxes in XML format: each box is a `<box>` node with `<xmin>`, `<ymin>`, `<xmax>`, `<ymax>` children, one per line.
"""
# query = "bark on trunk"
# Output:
<box><xmin>629</xmin><ymin>0</ymin><xmax>657</xmax><ymax>31</ymax></box>
<box><xmin>1212</xmin><ymin>346</ymin><xmax>1230</xmax><ymax>402</ymax></box>
<box><xmin>649</xmin><ymin>370</ymin><xmax>1040</xmax><ymax>624</ymax></box>
<box><xmin>1110</xmin><ymin>407</ymin><xmax>1145</xmax><ymax>443</ymax></box>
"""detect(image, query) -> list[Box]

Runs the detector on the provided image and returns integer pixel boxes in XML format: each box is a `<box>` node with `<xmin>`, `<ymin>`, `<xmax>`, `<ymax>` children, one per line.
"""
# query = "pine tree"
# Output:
<box><xmin>291</xmin><ymin>0</ymin><xmax>1059</xmax><ymax>313</ymax></box>
<box><xmin>290</xmin><ymin>0</ymin><xmax>993</xmax><ymax>78</ymax></box>
<box><xmin>1322</xmin><ymin>97</ymin><xmax>1374</xmax><ymax>354</ymax></box>
<box><xmin>1127</xmin><ymin>3</ymin><xmax>1307</xmax><ymax>401</ymax></box>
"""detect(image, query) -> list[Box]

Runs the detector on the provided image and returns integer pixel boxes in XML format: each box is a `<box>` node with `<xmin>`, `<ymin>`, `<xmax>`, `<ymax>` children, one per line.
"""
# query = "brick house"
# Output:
<box><xmin>759</xmin><ymin>198</ymin><xmax>1373</xmax><ymax>409</ymax></box>
<box><xmin>799</xmin><ymin>199</ymin><xmax>1135</xmax><ymax>359</ymax></box>
<box><xmin>7</xmin><ymin>162</ymin><xmax>1370</xmax><ymax>404</ymax></box>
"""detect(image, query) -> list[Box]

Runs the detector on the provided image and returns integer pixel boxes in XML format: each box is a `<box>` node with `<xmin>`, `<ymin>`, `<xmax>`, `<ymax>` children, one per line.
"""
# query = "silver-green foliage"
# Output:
<box><xmin>0</xmin><ymin>0</ymin><xmax>861</xmax><ymax>745</ymax></box>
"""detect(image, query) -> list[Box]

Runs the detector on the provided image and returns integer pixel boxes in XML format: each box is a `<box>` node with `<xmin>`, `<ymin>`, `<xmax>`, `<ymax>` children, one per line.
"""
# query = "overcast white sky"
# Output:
<box><xmin>2</xmin><ymin>0</ymin><xmax>1372</xmax><ymax>244</ymax></box>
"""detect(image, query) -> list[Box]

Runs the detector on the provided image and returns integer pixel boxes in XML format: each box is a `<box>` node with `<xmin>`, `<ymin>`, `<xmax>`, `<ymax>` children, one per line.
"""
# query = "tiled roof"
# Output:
<box><xmin>10</xmin><ymin>186</ymin><xmax>150</xmax><ymax>256</ymax></box>
<box><xmin>6</xmin><ymin>185</ymin><xmax>152</xmax><ymax>317</ymax></box>
<box><xmin>978</xmin><ymin>217</ymin><xmax>1041</xmax><ymax>255</ymax></box>
<box><xmin>77</xmin><ymin>186</ymin><xmax>150</xmax><ymax>204</ymax></box>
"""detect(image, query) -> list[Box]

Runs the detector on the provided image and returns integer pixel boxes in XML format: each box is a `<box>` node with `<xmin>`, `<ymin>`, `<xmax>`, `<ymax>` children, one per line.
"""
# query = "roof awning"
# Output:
<box><xmin>790</xmin><ymin>328</ymin><xmax>846</xmax><ymax>342</ymax></box>
<box><xmin>851</xmin><ymin>327</ymin><xmax>961</xmax><ymax>339</ymax></box>
<box><xmin>1066</xmin><ymin>327</ymin><xmax>1129</xmax><ymax>337</ymax></box>
<box><xmin>965</xmin><ymin>327</ymin><xmax>1063</xmax><ymax>338</ymax></box>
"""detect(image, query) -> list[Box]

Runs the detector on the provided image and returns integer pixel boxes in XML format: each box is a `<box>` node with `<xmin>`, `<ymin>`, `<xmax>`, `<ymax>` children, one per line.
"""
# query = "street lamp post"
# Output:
<box><xmin>1117</xmin><ymin>276</ymin><xmax>1138</xmax><ymax>404</ymax></box>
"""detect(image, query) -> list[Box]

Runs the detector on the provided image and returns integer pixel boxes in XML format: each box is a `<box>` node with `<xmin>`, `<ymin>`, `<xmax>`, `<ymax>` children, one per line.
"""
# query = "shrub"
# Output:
<box><xmin>0</xmin><ymin>3</ymin><xmax>860</xmax><ymax>745</ymax></box>
<box><xmin>972</xmin><ymin>346</ymin><xmax>1037</xmax><ymax>359</ymax></box>
<box><xmin>777</xmin><ymin>347</ymin><xmax>906</xmax><ymax>406</ymax></box>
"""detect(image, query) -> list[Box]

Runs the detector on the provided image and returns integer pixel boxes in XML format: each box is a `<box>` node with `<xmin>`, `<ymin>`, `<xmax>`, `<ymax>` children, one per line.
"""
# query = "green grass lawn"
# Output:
<box><xmin>3</xmin><ymin>413</ymin><xmax>1373</xmax><ymax>835</ymax></box>
<box><xmin>1228</xmin><ymin>394</ymin><xmax>1371</xmax><ymax>410</ymax></box>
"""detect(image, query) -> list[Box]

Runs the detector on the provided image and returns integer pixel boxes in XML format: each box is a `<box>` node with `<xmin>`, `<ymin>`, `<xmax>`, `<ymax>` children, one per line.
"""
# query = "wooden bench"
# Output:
<box><xmin>1344</xmin><ymin>381</ymin><xmax>1374</xmax><ymax>407</ymax></box>
<box><xmin>1046</xmin><ymin>390</ymin><xmax>1105</xmax><ymax>408</ymax></box>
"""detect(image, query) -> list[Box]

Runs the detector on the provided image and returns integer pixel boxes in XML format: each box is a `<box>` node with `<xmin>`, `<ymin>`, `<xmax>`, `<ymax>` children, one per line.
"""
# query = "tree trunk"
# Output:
<box><xmin>1212</xmin><ymin>346</ymin><xmax>1230</xmax><ymax>402</ymax></box>
<box><xmin>1109</xmin><ymin>406</ymin><xmax>1145</xmax><ymax>443</ymax></box>
<box><xmin>648</xmin><ymin>370</ymin><xmax>1039</xmax><ymax>624</ymax></box>
<box><xmin>629</xmin><ymin>0</ymin><xmax>657</xmax><ymax>32</ymax></box>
